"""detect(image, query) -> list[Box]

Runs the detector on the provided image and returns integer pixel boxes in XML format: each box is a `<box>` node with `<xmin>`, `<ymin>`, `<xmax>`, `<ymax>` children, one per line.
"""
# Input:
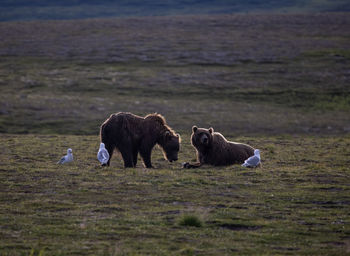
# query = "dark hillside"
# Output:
<box><xmin>0</xmin><ymin>14</ymin><xmax>349</xmax><ymax>135</ymax></box>
<box><xmin>1</xmin><ymin>0</ymin><xmax>350</xmax><ymax>21</ymax></box>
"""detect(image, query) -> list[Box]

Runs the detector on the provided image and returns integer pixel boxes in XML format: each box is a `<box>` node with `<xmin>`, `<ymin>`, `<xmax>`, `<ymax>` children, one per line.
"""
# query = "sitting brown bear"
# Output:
<box><xmin>183</xmin><ymin>126</ymin><xmax>254</xmax><ymax>168</ymax></box>
<box><xmin>100</xmin><ymin>112</ymin><xmax>180</xmax><ymax>168</ymax></box>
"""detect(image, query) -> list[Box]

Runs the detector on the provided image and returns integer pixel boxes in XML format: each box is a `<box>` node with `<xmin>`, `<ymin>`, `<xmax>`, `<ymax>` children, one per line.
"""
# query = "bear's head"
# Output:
<box><xmin>161</xmin><ymin>131</ymin><xmax>181</xmax><ymax>162</ymax></box>
<box><xmin>191</xmin><ymin>126</ymin><xmax>214</xmax><ymax>151</ymax></box>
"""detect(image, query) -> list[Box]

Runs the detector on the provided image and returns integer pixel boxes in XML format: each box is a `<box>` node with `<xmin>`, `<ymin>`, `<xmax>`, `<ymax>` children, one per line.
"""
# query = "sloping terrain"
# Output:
<box><xmin>0</xmin><ymin>14</ymin><xmax>349</xmax><ymax>135</ymax></box>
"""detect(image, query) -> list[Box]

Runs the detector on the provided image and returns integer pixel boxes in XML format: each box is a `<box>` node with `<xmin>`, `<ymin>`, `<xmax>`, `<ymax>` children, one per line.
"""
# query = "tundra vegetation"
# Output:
<box><xmin>0</xmin><ymin>13</ymin><xmax>349</xmax><ymax>255</ymax></box>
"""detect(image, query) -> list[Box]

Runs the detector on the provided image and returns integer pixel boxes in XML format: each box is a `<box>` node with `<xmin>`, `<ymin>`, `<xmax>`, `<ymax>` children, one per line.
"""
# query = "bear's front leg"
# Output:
<box><xmin>103</xmin><ymin>142</ymin><xmax>115</xmax><ymax>166</ymax></box>
<box><xmin>140</xmin><ymin>148</ymin><xmax>153</xmax><ymax>168</ymax></box>
<box><xmin>182</xmin><ymin>162</ymin><xmax>202</xmax><ymax>169</ymax></box>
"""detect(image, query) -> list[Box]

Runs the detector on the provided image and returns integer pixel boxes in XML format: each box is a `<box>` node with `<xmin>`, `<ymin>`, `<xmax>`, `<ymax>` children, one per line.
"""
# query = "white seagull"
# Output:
<box><xmin>97</xmin><ymin>143</ymin><xmax>110</xmax><ymax>165</ymax></box>
<box><xmin>57</xmin><ymin>148</ymin><xmax>73</xmax><ymax>164</ymax></box>
<box><xmin>242</xmin><ymin>149</ymin><xmax>261</xmax><ymax>168</ymax></box>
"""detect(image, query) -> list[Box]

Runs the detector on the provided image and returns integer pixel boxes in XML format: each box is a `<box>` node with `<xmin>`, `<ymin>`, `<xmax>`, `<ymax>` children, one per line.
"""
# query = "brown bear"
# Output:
<box><xmin>100</xmin><ymin>112</ymin><xmax>180</xmax><ymax>168</ymax></box>
<box><xmin>183</xmin><ymin>126</ymin><xmax>254</xmax><ymax>168</ymax></box>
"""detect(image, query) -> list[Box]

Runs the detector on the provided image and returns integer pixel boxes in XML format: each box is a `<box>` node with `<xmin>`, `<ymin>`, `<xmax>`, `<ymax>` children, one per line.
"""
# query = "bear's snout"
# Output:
<box><xmin>200</xmin><ymin>134</ymin><xmax>209</xmax><ymax>145</ymax></box>
<box><xmin>168</xmin><ymin>155</ymin><xmax>178</xmax><ymax>162</ymax></box>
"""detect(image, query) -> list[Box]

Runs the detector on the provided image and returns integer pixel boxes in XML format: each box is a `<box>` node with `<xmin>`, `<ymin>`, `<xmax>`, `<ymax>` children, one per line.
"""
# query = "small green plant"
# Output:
<box><xmin>29</xmin><ymin>248</ymin><xmax>45</xmax><ymax>256</ymax></box>
<box><xmin>178</xmin><ymin>215</ymin><xmax>202</xmax><ymax>227</ymax></box>
<box><xmin>179</xmin><ymin>247</ymin><xmax>195</xmax><ymax>256</ymax></box>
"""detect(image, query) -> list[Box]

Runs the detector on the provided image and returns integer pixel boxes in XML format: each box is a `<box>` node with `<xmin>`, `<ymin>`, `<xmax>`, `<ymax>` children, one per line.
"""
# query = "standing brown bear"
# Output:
<box><xmin>183</xmin><ymin>126</ymin><xmax>254</xmax><ymax>168</ymax></box>
<box><xmin>100</xmin><ymin>112</ymin><xmax>180</xmax><ymax>168</ymax></box>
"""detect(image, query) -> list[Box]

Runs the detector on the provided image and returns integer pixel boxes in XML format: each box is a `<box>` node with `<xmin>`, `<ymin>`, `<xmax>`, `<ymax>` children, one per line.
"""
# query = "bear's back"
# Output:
<box><xmin>209</xmin><ymin>132</ymin><xmax>254</xmax><ymax>165</ymax></box>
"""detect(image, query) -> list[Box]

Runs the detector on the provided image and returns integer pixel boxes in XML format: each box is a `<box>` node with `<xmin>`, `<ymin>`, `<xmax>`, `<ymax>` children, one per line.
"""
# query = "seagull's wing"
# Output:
<box><xmin>241</xmin><ymin>162</ymin><xmax>249</xmax><ymax>167</ymax></box>
<box><xmin>246</xmin><ymin>156</ymin><xmax>260</xmax><ymax>167</ymax></box>
<box><xmin>241</xmin><ymin>155</ymin><xmax>260</xmax><ymax>167</ymax></box>
<box><xmin>101</xmin><ymin>149</ymin><xmax>110</xmax><ymax>163</ymax></box>
<box><xmin>241</xmin><ymin>157</ymin><xmax>250</xmax><ymax>167</ymax></box>
<box><xmin>98</xmin><ymin>149</ymin><xmax>110</xmax><ymax>164</ymax></box>
<box><xmin>57</xmin><ymin>155</ymin><xmax>66</xmax><ymax>164</ymax></box>
<box><xmin>97</xmin><ymin>151</ymin><xmax>102</xmax><ymax>163</ymax></box>
<box><xmin>102</xmin><ymin>150</ymin><xmax>109</xmax><ymax>161</ymax></box>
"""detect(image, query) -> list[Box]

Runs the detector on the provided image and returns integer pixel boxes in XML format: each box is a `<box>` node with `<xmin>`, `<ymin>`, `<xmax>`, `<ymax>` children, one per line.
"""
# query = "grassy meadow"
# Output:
<box><xmin>1</xmin><ymin>134</ymin><xmax>349</xmax><ymax>255</ymax></box>
<box><xmin>0</xmin><ymin>13</ymin><xmax>350</xmax><ymax>255</ymax></box>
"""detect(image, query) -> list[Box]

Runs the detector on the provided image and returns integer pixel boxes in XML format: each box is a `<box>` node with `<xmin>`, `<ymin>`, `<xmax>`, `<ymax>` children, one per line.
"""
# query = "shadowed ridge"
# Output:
<box><xmin>1</xmin><ymin>1</ymin><xmax>350</xmax><ymax>21</ymax></box>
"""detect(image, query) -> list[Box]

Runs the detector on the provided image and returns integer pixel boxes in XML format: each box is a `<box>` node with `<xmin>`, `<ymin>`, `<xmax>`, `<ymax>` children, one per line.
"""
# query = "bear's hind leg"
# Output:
<box><xmin>104</xmin><ymin>142</ymin><xmax>114</xmax><ymax>166</ymax></box>
<box><xmin>119</xmin><ymin>148</ymin><xmax>135</xmax><ymax>168</ymax></box>
<box><xmin>132</xmin><ymin>148</ymin><xmax>138</xmax><ymax>167</ymax></box>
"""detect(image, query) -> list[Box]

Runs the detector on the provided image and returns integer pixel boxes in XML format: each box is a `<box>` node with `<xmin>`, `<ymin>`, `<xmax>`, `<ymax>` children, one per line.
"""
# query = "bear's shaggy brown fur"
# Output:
<box><xmin>183</xmin><ymin>126</ymin><xmax>254</xmax><ymax>168</ymax></box>
<box><xmin>100</xmin><ymin>112</ymin><xmax>180</xmax><ymax>168</ymax></box>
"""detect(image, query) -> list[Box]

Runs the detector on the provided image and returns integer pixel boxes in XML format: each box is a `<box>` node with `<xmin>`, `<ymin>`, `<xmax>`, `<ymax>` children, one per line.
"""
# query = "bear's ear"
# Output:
<box><xmin>176</xmin><ymin>133</ymin><xmax>181</xmax><ymax>142</ymax></box>
<box><xmin>192</xmin><ymin>126</ymin><xmax>198</xmax><ymax>132</ymax></box>
<box><xmin>209</xmin><ymin>127</ymin><xmax>214</xmax><ymax>134</ymax></box>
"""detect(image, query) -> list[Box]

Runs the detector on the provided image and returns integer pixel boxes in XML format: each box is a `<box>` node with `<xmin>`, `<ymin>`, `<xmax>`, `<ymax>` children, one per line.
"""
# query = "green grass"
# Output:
<box><xmin>178</xmin><ymin>215</ymin><xmax>203</xmax><ymax>228</ymax></box>
<box><xmin>303</xmin><ymin>49</ymin><xmax>350</xmax><ymax>60</ymax></box>
<box><xmin>0</xmin><ymin>134</ymin><xmax>349</xmax><ymax>255</ymax></box>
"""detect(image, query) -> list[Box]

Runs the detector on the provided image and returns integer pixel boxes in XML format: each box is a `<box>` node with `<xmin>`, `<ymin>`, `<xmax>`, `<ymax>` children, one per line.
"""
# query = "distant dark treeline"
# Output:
<box><xmin>1</xmin><ymin>0</ymin><xmax>350</xmax><ymax>21</ymax></box>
